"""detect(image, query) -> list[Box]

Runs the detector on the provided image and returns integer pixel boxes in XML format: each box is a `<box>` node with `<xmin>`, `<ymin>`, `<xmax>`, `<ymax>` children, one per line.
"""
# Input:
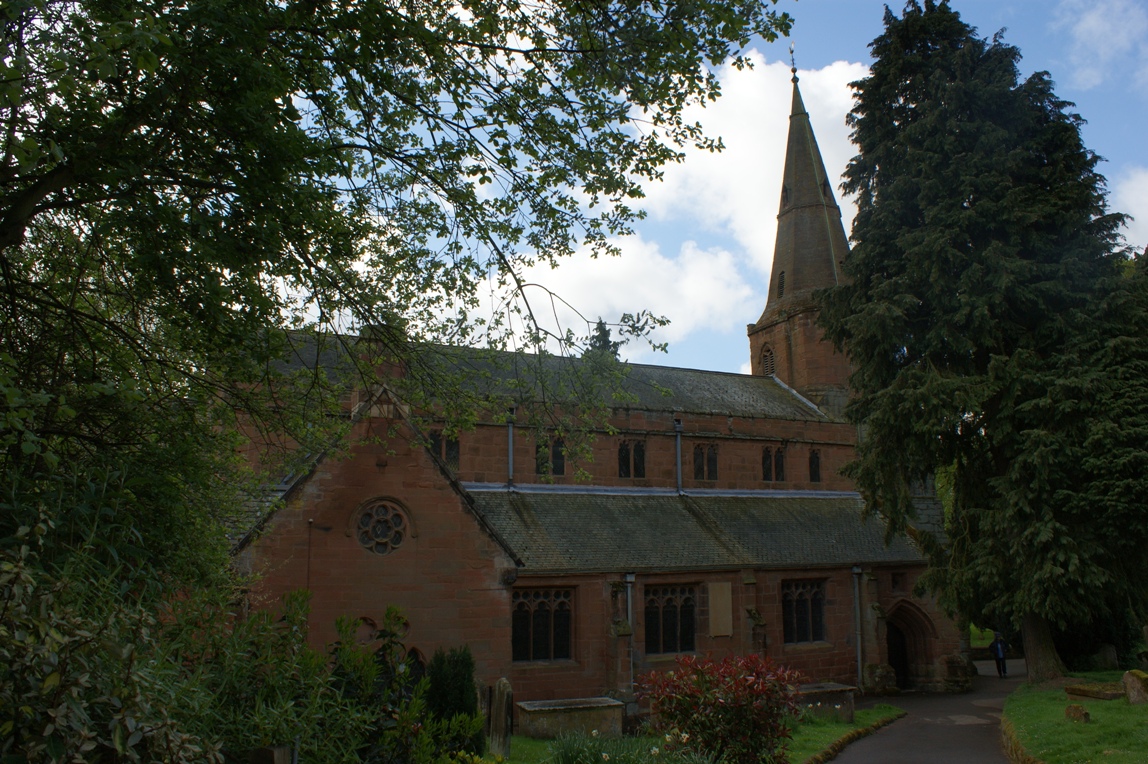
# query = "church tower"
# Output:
<box><xmin>748</xmin><ymin>69</ymin><xmax>851</xmax><ymax>417</ymax></box>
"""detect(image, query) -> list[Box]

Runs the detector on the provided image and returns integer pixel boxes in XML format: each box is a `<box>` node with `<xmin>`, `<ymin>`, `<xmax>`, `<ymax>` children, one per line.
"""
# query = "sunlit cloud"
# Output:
<box><xmin>1113</xmin><ymin>166</ymin><xmax>1148</xmax><ymax>252</ymax></box>
<box><xmin>640</xmin><ymin>53</ymin><xmax>865</xmax><ymax>281</ymax></box>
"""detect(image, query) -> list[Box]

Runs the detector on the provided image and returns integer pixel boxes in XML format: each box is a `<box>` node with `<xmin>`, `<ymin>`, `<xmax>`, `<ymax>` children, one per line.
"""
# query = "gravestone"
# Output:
<box><xmin>1092</xmin><ymin>643</ymin><xmax>1119</xmax><ymax>670</ymax></box>
<box><xmin>489</xmin><ymin>678</ymin><xmax>513</xmax><ymax>757</ymax></box>
<box><xmin>249</xmin><ymin>747</ymin><xmax>291</xmax><ymax>764</ymax></box>
<box><xmin>1122</xmin><ymin>670</ymin><xmax>1148</xmax><ymax>705</ymax></box>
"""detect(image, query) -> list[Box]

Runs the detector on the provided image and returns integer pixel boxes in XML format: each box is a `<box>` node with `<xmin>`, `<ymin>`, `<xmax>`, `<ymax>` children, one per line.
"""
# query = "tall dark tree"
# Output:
<box><xmin>586</xmin><ymin>318</ymin><xmax>622</xmax><ymax>359</ymax></box>
<box><xmin>819</xmin><ymin>0</ymin><xmax>1132</xmax><ymax>680</ymax></box>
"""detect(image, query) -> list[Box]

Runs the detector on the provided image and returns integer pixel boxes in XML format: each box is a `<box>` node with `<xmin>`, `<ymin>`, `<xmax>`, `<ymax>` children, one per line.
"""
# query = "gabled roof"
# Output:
<box><xmin>263</xmin><ymin>333</ymin><xmax>828</xmax><ymax>421</ymax></box>
<box><xmin>617</xmin><ymin>363</ymin><xmax>825</xmax><ymax>420</ymax></box>
<box><xmin>468</xmin><ymin>485</ymin><xmax>925</xmax><ymax>575</ymax></box>
<box><xmin>416</xmin><ymin>345</ymin><xmax>829</xmax><ymax>421</ymax></box>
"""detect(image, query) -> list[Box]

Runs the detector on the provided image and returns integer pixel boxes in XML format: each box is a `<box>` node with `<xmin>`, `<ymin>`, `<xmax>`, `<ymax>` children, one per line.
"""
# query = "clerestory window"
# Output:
<box><xmin>535</xmin><ymin>437</ymin><xmax>565</xmax><ymax>476</ymax></box>
<box><xmin>429</xmin><ymin>430</ymin><xmax>460</xmax><ymax>471</ymax></box>
<box><xmin>618</xmin><ymin>440</ymin><xmax>646</xmax><ymax>479</ymax></box>
<box><xmin>693</xmin><ymin>444</ymin><xmax>718</xmax><ymax>481</ymax></box>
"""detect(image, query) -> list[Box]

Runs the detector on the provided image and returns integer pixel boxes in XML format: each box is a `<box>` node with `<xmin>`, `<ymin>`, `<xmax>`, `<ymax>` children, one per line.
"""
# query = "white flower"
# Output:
<box><xmin>679</xmin><ymin>733</ymin><xmax>689</xmax><ymax>743</ymax></box>
<box><xmin>591</xmin><ymin>730</ymin><xmax>600</xmax><ymax>738</ymax></box>
<box><xmin>602</xmin><ymin>754</ymin><xmax>609</xmax><ymax>761</ymax></box>
<box><xmin>650</xmin><ymin>749</ymin><xmax>660</xmax><ymax>756</ymax></box>
<box><xmin>665</xmin><ymin>735</ymin><xmax>673</xmax><ymax>743</ymax></box>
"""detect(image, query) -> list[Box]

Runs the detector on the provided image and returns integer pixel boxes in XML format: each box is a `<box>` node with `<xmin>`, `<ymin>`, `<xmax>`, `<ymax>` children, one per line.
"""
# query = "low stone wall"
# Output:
<box><xmin>516</xmin><ymin>697</ymin><xmax>624</xmax><ymax>739</ymax></box>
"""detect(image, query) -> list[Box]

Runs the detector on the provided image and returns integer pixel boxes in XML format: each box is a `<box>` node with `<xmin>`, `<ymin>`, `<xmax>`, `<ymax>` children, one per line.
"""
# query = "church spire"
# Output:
<box><xmin>747</xmin><ymin>69</ymin><xmax>851</xmax><ymax>416</ymax></box>
<box><xmin>757</xmin><ymin>71</ymin><xmax>849</xmax><ymax>323</ymax></box>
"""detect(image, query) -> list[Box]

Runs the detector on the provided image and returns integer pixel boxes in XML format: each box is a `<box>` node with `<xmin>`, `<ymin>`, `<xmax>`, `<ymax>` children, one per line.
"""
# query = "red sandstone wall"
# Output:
<box><xmin>244</xmin><ymin>417</ymin><xmax>519</xmax><ymax>689</ymax></box>
<box><xmin>506</xmin><ymin>565</ymin><xmax>953</xmax><ymax>701</ymax></box>
<box><xmin>749</xmin><ymin>308</ymin><xmax>851</xmax><ymax>408</ymax></box>
<box><xmin>453</xmin><ymin>409</ymin><xmax>857</xmax><ymax>491</ymax></box>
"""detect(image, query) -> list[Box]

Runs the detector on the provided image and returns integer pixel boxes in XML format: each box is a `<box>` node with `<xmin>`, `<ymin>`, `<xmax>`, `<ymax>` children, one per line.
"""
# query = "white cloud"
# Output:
<box><xmin>1051</xmin><ymin>0</ymin><xmax>1148</xmax><ymax>90</ymax></box>
<box><xmin>506</xmin><ymin>53</ymin><xmax>865</xmax><ymax>371</ymax></box>
<box><xmin>1113</xmin><ymin>166</ymin><xmax>1148</xmax><ymax>252</ymax></box>
<box><xmin>515</xmin><ymin>235</ymin><xmax>756</xmax><ymax>363</ymax></box>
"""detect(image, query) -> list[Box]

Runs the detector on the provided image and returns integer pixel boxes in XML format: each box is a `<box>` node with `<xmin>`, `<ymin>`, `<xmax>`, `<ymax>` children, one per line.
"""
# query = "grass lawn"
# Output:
<box><xmin>1003</xmin><ymin>674</ymin><xmax>1148</xmax><ymax>764</ymax></box>
<box><xmin>494</xmin><ymin>704</ymin><xmax>905</xmax><ymax>764</ymax></box>
<box><xmin>787</xmin><ymin>704</ymin><xmax>905</xmax><ymax>764</ymax></box>
<box><xmin>969</xmin><ymin>624</ymin><xmax>994</xmax><ymax>649</ymax></box>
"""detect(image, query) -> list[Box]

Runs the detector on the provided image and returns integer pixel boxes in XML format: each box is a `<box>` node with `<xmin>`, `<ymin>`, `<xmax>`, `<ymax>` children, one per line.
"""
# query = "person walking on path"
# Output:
<box><xmin>990</xmin><ymin>632</ymin><xmax>1009</xmax><ymax>678</ymax></box>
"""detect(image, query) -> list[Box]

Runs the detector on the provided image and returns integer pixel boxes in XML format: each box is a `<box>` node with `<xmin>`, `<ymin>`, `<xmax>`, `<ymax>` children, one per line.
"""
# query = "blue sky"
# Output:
<box><xmin>519</xmin><ymin>0</ymin><xmax>1148</xmax><ymax>374</ymax></box>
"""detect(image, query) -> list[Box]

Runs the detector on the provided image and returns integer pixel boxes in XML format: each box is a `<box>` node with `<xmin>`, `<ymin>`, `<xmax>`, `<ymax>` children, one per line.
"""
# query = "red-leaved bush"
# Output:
<box><xmin>637</xmin><ymin>655</ymin><xmax>805</xmax><ymax>764</ymax></box>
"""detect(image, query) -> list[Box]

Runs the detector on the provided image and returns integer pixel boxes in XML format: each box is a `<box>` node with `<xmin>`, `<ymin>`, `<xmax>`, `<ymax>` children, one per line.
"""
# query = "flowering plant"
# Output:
<box><xmin>637</xmin><ymin>655</ymin><xmax>805</xmax><ymax>764</ymax></box>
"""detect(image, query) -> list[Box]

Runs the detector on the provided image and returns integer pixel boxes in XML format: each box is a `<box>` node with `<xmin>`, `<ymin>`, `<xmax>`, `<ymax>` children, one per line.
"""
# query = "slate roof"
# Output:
<box><xmin>417</xmin><ymin>345</ymin><xmax>826</xmax><ymax>421</ymax></box>
<box><xmin>616</xmin><ymin>364</ymin><xmax>823</xmax><ymax>420</ymax></box>
<box><xmin>467</xmin><ymin>485</ymin><xmax>925</xmax><ymax>575</ymax></box>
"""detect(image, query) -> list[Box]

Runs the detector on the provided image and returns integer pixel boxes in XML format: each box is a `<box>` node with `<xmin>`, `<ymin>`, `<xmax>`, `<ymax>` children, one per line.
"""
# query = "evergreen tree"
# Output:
<box><xmin>819</xmin><ymin>0</ymin><xmax>1131</xmax><ymax>680</ymax></box>
<box><xmin>586</xmin><ymin>318</ymin><xmax>622</xmax><ymax>359</ymax></box>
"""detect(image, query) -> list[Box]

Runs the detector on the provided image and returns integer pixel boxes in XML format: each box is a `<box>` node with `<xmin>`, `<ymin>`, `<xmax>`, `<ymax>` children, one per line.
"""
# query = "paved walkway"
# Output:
<box><xmin>832</xmin><ymin>659</ymin><xmax>1028</xmax><ymax>763</ymax></box>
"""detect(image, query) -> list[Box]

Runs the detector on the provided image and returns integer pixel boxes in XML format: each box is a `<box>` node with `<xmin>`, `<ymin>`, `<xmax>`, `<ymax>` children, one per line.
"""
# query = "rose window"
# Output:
<box><xmin>355</xmin><ymin>501</ymin><xmax>407</xmax><ymax>556</ymax></box>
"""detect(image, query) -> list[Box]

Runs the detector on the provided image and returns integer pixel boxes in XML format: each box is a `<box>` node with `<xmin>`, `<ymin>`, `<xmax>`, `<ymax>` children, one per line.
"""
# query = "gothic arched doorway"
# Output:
<box><xmin>886</xmin><ymin>622</ymin><xmax>910</xmax><ymax>689</ymax></box>
<box><xmin>884</xmin><ymin>599</ymin><xmax>938</xmax><ymax>690</ymax></box>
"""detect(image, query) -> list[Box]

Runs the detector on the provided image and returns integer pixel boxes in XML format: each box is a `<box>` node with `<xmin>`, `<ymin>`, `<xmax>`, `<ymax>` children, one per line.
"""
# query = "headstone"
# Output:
<box><xmin>1065</xmin><ymin>704</ymin><xmax>1091</xmax><ymax>723</ymax></box>
<box><xmin>863</xmin><ymin>663</ymin><xmax>897</xmax><ymax>694</ymax></box>
<box><xmin>1123</xmin><ymin>670</ymin><xmax>1148</xmax><ymax>705</ymax></box>
<box><xmin>489</xmin><ymin>678</ymin><xmax>513</xmax><ymax>757</ymax></box>
<box><xmin>249</xmin><ymin>747</ymin><xmax>291</xmax><ymax>764</ymax></box>
<box><xmin>1092</xmin><ymin>643</ymin><xmax>1119</xmax><ymax>670</ymax></box>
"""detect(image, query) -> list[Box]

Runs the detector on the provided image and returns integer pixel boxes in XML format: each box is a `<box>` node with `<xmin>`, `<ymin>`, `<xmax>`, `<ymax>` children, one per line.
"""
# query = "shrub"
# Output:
<box><xmin>425</xmin><ymin>646</ymin><xmax>485</xmax><ymax>755</ymax></box>
<box><xmin>547</xmin><ymin>731</ymin><xmax>718</xmax><ymax>764</ymax></box>
<box><xmin>638</xmin><ymin>654</ymin><xmax>805</xmax><ymax>764</ymax></box>
<box><xmin>0</xmin><ymin>520</ymin><xmax>480</xmax><ymax>764</ymax></box>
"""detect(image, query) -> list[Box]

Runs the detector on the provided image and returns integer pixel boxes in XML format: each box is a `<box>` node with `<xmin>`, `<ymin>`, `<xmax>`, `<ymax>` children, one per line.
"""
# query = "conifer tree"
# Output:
<box><xmin>586</xmin><ymin>318</ymin><xmax>622</xmax><ymax>359</ymax></box>
<box><xmin>819</xmin><ymin>0</ymin><xmax>1131</xmax><ymax>679</ymax></box>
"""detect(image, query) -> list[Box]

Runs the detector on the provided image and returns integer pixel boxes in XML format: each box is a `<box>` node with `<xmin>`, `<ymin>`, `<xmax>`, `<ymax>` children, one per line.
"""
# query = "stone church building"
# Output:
<box><xmin>236</xmin><ymin>75</ymin><xmax>964</xmax><ymax>708</ymax></box>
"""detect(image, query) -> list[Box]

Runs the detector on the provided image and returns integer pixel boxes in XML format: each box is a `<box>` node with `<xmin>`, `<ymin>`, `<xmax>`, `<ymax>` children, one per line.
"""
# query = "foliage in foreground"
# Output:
<box><xmin>0</xmin><ymin>520</ymin><xmax>480</xmax><ymax>763</ymax></box>
<box><xmin>546</xmin><ymin>732</ymin><xmax>715</xmax><ymax>764</ymax></box>
<box><xmin>1003</xmin><ymin>677</ymin><xmax>1148</xmax><ymax>764</ymax></box>
<box><xmin>818</xmin><ymin>0</ymin><xmax>1147</xmax><ymax>679</ymax></box>
<box><xmin>638</xmin><ymin>655</ymin><xmax>804</xmax><ymax>764</ymax></box>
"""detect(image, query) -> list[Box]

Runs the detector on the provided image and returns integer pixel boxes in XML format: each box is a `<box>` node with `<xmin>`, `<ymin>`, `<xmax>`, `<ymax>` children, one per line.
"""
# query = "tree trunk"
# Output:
<box><xmin>1021</xmin><ymin>612</ymin><xmax>1066</xmax><ymax>682</ymax></box>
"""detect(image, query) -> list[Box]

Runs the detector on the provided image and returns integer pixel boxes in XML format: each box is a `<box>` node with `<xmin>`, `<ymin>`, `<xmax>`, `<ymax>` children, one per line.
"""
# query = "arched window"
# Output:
<box><xmin>774</xmin><ymin>448</ymin><xmax>786</xmax><ymax>482</ymax></box>
<box><xmin>536</xmin><ymin>436</ymin><xmax>566</xmax><ymax>476</ymax></box>
<box><xmin>512</xmin><ymin>589</ymin><xmax>573</xmax><ymax>661</ymax></box>
<box><xmin>777</xmin><ymin>271</ymin><xmax>786</xmax><ymax>299</ymax></box>
<box><xmin>644</xmin><ymin>585</ymin><xmax>696</xmax><ymax>654</ymax></box>
<box><xmin>618</xmin><ymin>440</ymin><xmax>646</xmax><ymax>478</ymax></box>
<box><xmin>809</xmin><ymin>450</ymin><xmax>821</xmax><ymax>483</ymax></box>
<box><xmin>761</xmin><ymin>346</ymin><xmax>776</xmax><ymax>376</ymax></box>
<box><xmin>693</xmin><ymin>444</ymin><xmax>717</xmax><ymax>480</ymax></box>
<box><xmin>782</xmin><ymin>580</ymin><xmax>826</xmax><ymax>643</ymax></box>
